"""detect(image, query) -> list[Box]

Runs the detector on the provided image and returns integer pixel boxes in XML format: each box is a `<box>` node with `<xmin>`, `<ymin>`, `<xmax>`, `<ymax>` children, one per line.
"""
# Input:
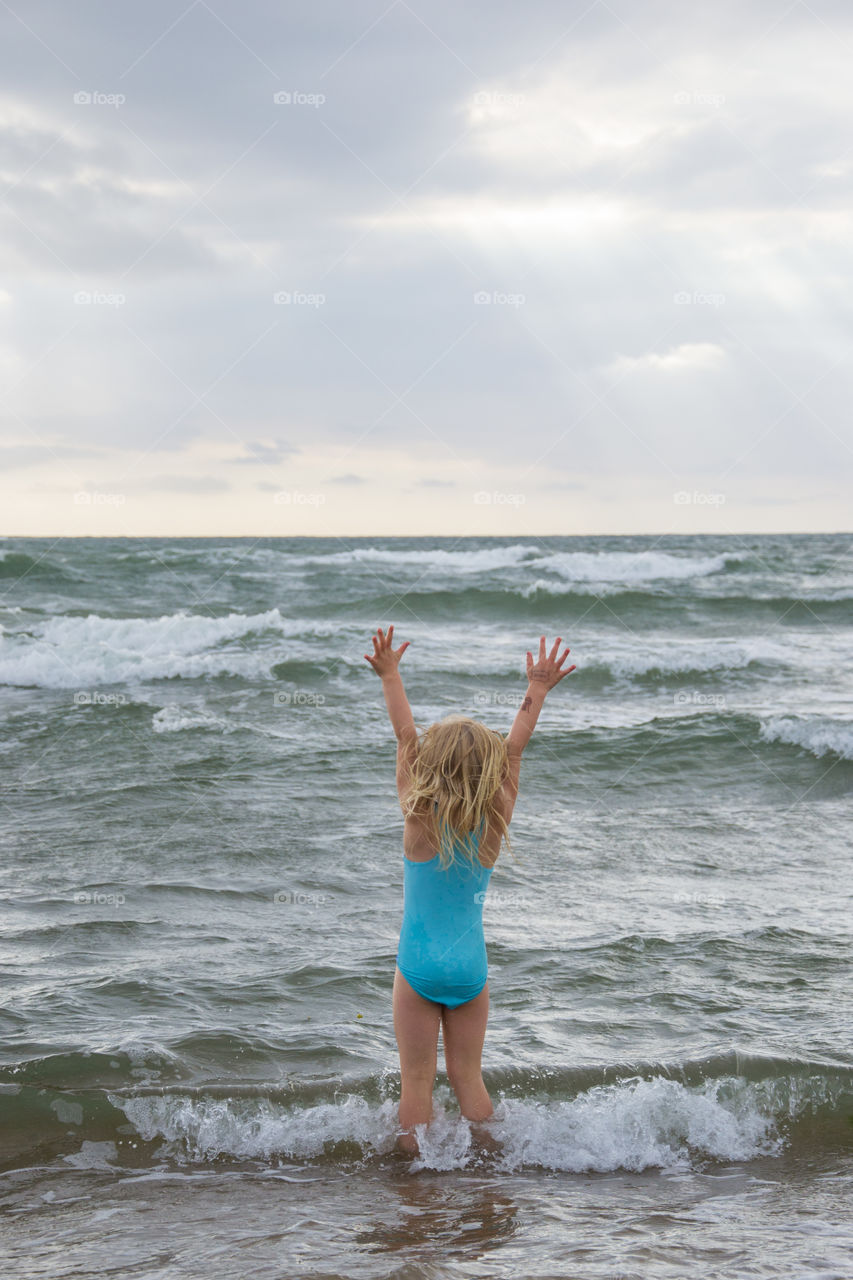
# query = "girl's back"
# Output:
<box><xmin>402</xmin><ymin>807</ymin><xmax>504</xmax><ymax>868</ymax></box>
<box><xmin>397</xmin><ymin>820</ymin><xmax>495</xmax><ymax>1009</ymax></box>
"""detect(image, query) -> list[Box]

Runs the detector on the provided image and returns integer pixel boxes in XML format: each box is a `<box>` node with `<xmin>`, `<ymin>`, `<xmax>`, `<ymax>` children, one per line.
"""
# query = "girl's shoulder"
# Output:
<box><xmin>403</xmin><ymin>811</ymin><xmax>499</xmax><ymax>869</ymax></box>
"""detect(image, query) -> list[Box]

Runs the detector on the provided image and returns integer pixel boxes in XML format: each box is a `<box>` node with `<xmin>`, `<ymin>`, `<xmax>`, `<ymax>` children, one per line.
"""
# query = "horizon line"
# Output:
<box><xmin>1</xmin><ymin>529</ymin><xmax>851</xmax><ymax>540</ymax></box>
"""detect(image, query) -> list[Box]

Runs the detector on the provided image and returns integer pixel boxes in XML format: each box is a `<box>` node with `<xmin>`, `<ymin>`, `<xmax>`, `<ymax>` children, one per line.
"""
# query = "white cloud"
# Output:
<box><xmin>603</xmin><ymin>342</ymin><xmax>727</xmax><ymax>376</ymax></box>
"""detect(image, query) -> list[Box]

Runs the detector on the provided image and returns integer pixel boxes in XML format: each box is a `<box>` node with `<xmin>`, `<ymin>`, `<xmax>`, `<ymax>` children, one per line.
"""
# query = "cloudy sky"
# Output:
<box><xmin>1</xmin><ymin>0</ymin><xmax>851</xmax><ymax>536</ymax></box>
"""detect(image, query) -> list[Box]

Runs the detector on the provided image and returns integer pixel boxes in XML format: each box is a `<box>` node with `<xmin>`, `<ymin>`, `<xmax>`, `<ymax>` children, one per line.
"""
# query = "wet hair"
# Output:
<box><xmin>402</xmin><ymin>714</ymin><xmax>514</xmax><ymax>870</ymax></box>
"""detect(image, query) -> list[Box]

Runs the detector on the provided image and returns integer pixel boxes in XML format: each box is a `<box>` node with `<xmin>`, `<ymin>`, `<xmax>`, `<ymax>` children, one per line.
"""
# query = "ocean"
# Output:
<box><xmin>1</xmin><ymin>532</ymin><xmax>851</xmax><ymax>1280</ymax></box>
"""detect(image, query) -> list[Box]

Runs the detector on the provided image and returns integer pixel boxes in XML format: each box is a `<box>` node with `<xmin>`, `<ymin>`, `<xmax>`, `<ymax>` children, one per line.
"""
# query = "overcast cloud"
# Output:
<box><xmin>1</xmin><ymin>0</ymin><xmax>851</xmax><ymax>536</ymax></box>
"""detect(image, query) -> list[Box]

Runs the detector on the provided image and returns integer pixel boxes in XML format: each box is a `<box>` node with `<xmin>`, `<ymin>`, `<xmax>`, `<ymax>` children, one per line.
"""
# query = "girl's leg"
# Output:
<box><xmin>392</xmin><ymin>966</ymin><xmax>442</xmax><ymax>1154</ymax></box>
<box><xmin>440</xmin><ymin>982</ymin><xmax>493</xmax><ymax>1122</ymax></box>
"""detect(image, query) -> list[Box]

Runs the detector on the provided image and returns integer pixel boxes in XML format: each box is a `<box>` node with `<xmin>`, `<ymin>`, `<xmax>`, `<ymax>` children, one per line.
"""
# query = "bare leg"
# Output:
<box><xmin>392</xmin><ymin>967</ymin><xmax>442</xmax><ymax>1155</ymax></box>
<box><xmin>440</xmin><ymin>982</ymin><xmax>493</xmax><ymax>1122</ymax></box>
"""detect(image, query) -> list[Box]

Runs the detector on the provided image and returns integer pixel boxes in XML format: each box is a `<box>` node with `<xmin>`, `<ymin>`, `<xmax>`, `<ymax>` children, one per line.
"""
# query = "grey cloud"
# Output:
<box><xmin>1</xmin><ymin>0</ymin><xmax>851</xmax><ymax>506</ymax></box>
<box><xmin>227</xmin><ymin>439</ymin><xmax>297</xmax><ymax>464</ymax></box>
<box><xmin>122</xmin><ymin>474</ymin><xmax>232</xmax><ymax>493</ymax></box>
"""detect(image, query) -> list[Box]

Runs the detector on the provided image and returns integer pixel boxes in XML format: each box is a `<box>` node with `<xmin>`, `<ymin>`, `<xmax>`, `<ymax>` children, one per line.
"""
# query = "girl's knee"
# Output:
<box><xmin>446</xmin><ymin>1064</ymin><xmax>482</xmax><ymax>1091</ymax></box>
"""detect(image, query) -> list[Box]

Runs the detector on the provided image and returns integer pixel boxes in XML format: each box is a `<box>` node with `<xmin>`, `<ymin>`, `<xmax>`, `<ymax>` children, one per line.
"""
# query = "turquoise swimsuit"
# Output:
<box><xmin>396</xmin><ymin>824</ymin><xmax>494</xmax><ymax>1008</ymax></box>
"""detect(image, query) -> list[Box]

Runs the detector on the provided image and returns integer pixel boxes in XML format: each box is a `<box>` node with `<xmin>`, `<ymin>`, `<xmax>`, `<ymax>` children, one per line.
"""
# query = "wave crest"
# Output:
<box><xmin>759</xmin><ymin>715</ymin><xmax>853</xmax><ymax>761</ymax></box>
<box><xmin>0</xmin><ymin>609</ymin><xmax>325</xmax><ymax>688</ymax></box>
<box><xmin>107</xmin><ymin>1068</ymin><xmax>832</xmax><ymax>1173</ymax></box>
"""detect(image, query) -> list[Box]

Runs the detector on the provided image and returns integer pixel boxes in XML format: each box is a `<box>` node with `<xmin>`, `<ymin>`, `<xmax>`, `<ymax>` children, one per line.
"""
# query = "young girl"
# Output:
<box><xmin>364</xmin><ymin>626</ymin><xmax>576</xmax><ymax>1155</ymax></box>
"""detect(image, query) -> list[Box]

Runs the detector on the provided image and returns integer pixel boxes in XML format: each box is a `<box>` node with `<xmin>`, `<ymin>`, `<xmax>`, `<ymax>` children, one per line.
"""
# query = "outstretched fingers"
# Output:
<box><xmin>365</xmin><ymin>626</ymin><xmax>410</xmax><ymax>668</ymax></box>
<box><xmin>520</xmin><ymin>634</ymin><xmax>576</xmax><ymax>682</ymax></box>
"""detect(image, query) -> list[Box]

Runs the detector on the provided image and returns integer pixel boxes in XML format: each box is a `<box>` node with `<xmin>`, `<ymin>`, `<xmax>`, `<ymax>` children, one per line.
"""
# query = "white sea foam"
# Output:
<box><xmin>149</xmin><ymin>703</ymin><xmax>291</xmax><ymax>739</ymax></box>
<box><xmin>0</xmin><ymin>609</ymin><xmax>334</xmax><ymax>689</ymax></box>
<box><xmin>536</xmin><ymin>549</ymin><xmax>740</xmax><ymax>585</ymax></box>
<box><xmin>0</xmin><ymin>606</ymin><xmax>825</xmax><ymax>691</ymax></box>
<box><xmin>61</xmin><ymin>1140</ymin><xmax>120</xmax><ymax>1170</ymax></box>
<box><xmin>296</xmin><ymin>544</ymin><xmax>743</xmax><ymax>585</ymax></box>
<box><xmin>113</xmin><ymin>1074</ymin><xmax>783</xmax><ymax>1174</ymax></box>
<box><xmin>300</xmin><ymin>544</ymin><xmax>543</xmax><ymax>571</ymax></box>
<box><xmin>116</xmin><ymin>1092</ymin><xmax>401</xmax><ymax>1163</ymax></box>
<box><xmin>759</xmin><ymin>715</ymin><xmax>853</xmax><ymax>761</ymax></box>
<box><xmin>152</xmin><ymin>705</ymin><xmax>228</xmax><ymax>734</ymax></box>
<box><xmin>596</xmin><ymin>635</ymin><xmax>792</xmax><ymax>679</ymax></box>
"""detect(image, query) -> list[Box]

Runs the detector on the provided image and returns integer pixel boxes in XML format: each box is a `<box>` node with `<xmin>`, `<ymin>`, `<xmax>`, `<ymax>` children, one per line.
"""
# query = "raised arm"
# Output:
<box><xmin>364</xmin><ymin>625</ymin><xmax>414</xmax><ymax>739</ymax></box>
<box><xmin>505</xmin><ymin>635</ymin><xmax>576</xmax><ymax>757</ymax></box>
<box><xmin>364</xmin><ymin>626</ymin><xmax>417</xmax><ymax>810</ymax></box>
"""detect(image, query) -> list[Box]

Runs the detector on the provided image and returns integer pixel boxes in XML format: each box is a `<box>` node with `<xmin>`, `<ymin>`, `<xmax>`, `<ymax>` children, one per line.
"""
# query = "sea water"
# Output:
<box><xmin>1</xmin><ymin>533</ymin><xmax>851</xmax><ymax>1279</ymax></box>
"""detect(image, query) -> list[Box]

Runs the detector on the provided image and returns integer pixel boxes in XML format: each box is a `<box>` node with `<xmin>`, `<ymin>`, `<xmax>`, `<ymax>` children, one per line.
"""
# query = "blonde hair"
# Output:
<box><xmin>402</xmin><ymin>714</ymin><xmax>514</xmax><ymax>870</ymax></box>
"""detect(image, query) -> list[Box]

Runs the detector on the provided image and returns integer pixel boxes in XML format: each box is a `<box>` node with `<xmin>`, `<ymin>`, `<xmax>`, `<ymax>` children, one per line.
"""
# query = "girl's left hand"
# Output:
<box><xmin>364</xmin><ymin>625</ymin><xmax>410</xmax><ymax>677</ymax></box>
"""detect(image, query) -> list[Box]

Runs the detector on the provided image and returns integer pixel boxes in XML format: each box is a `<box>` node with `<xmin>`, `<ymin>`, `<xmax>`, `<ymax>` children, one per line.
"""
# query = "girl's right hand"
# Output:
<box><xmin>526</xmin><ymin>635</ymin><xmax>576</xmax><ymax>690</ymax></box>
<box><xmin>364</xmin><ymin>624</ymin><xmax>410</xmax><ymax>677</ymax></box>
